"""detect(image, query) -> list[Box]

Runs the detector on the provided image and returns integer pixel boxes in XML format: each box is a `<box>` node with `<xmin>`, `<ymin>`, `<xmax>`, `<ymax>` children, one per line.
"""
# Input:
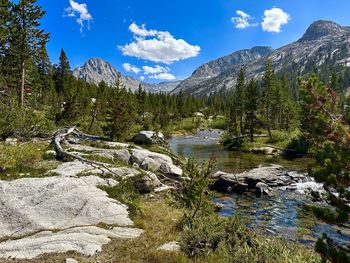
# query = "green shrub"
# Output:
<box><xmin>268</xmin><ymin>130</ymin><xmax>290</xmax><ymax>144</ymax></box>
<box><xmin>0</xmin><ymin>101</ymin><xmax>56</xmax><ymax>139</ymax></box>
<box><xmin>208</xmin><ymin>116</ymin><xmax>227</xmax><ymax>130</ymax></box>
<box><xmin>287</xmin><ymin>131</ymin><xmax>309</xmax><ymax>154</ymax></box>
<box><xmin>100</xmin><ymin>176</ymin><xmax>144</xmax><ymax>218</ymax></box>
<box><xmin>310</xmin><ymin>206</ymin><xmax>349</xmax><ymax>224</ymax></box>
<box><xmin>176</xmin><ymin>157</ymin><xmax>216</xmax><ymax>219</ymax></box>
<box><xmin>0</xmin><ymin>143</ymin><xmax>46</xmax><ymax>171</ymax></box>
<box><xmin>180</xmin><ymin>213</ymin><xmax>320</xmax><ymax>263</ymax></box>
<box><xmin>316</xmin><ymin>234</ymin><xmax>350</xmax><ymax>263</ymax></box>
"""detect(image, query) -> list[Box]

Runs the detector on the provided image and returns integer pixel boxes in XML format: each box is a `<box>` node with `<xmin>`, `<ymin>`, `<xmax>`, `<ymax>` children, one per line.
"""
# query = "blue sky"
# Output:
<box><xmin>37</xmin><ymin>0</ymin><xmax>350</xmax><ymax>83</ymax></box>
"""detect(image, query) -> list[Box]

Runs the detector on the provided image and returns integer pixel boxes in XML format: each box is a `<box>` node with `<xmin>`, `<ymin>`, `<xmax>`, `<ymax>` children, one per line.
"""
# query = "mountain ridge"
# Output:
<box><xmin>73</xmin><ymin>58</ymin><xmax>181</xmax><ymax>93</ymax></box>
<box><xmin>173</xmin><ymin>20</ymin><xmax>350</xmax><ymax>95</ymax></box>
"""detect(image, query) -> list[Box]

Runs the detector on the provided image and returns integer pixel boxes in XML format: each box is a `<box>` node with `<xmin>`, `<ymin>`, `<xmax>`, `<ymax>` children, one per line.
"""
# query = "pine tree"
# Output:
<box><xmin>235</xmin><ymin>68</ymin><xmax>246</xmax><ymax>135</ymax></box>
<box><xmin>176</xmin><ymin>90</ymin><xmax>185</xmax><ymax>119</ymax></box>
<box><xmin>262</xmin><ymin>60</ymin><xmax>275</xmax><ymax>139</ymax></box>
<box><xmin>54</xmin><ymin>49</ymin><xmax>71</xmax><ymax>94</ymax></box>
<box><xmin>9</xmin><ymin>0</ymin><xmax>49</xmax><ymax>107</ymax></box>
<box><xmin>244</xmin><ymin>79</ymin><xmax>258</xmax><ymax>142</ymax></box>
<box><xmin>35</xmin><ymin>41</ymin><xmax>53</xmax><ymax>103</ymax></box>
<box><xmin>104</xmin><ymin>75</ymin><xmax>135</xmax><ymax>141</ymax></box>
<box><xmin>299</xmin><ymin>75</ymin><xmax>350</xmax><ymax>262</ymax></box>
<box><xmin>136</xmin><ymin>84</ymin><xmax>147</xmax><ymax>123</ymax></box>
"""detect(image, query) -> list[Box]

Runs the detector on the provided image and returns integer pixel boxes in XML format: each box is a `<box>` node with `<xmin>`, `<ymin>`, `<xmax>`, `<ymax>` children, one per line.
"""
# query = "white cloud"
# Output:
<box><xmin>231</xmin><ymin>10</ymin><xmax>257</xmax><ymax>29</ymax></box>
<box><xmin>142</xmin><ymin>65</ymin><xmax>170</xmax><ymax>75</ymax></box>
<box><xmin>120</xmin><ymin>23</ymin><xmax>200</xmax><ymax>64</ymax></box>
<box><xmin>65</xmin><ymin>0</ymin><xmax>93</xmax><ymax>32</ymax></box>
<box><xmin>262</xmin><ymin>8</ymin><xmax>290</xmax><ymax>33</ymax></box>
<box><xmin>149</xmin><ymin>73</ymin><xmax>176</xmax><ymax>80</ymax></box>
<box><xmin>123</xmin><ymin>63</ymin><xmax>141</xmax><ymax>74</ymax></box>
<box><xmin>140</xmin><ymin>76</ymin><xmax>145</xmax><ymax>81</ymax></box>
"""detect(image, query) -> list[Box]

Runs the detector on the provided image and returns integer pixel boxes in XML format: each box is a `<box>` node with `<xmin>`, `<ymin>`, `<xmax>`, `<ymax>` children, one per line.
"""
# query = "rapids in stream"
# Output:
<box><xmin>169</xmin><ymin>130</ymin><xmax>350</xmax><ymax>247</ymax></box>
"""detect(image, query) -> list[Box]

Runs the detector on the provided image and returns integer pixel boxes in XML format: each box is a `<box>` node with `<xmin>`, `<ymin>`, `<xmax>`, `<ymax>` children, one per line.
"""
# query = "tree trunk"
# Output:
<box><xmin>266</xmin><ymin>109</ymin><xmax>272</xmax><ymax>140</ymax></box>
<box><xmin>20</xmin><ymin>60</ymin><xmax>25</xmax><ymax>107</ymax></box>
<box><xmin>88</xmin><ymin>101</ymin><xmax>98</xmax><ymax>133</ymax></box>
<box><xmin>240</xmin><ymin>113</ymin><xmax>244</xmax><ymax>136</ymax></box>
<box><xmin>250</xmin><ymin>112</ymin><xmax>254</xmax><ymax>142</ymax></box>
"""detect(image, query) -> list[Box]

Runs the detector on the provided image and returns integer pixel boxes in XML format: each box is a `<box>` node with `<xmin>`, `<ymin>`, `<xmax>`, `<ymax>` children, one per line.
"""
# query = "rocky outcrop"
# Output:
<box><xmin>211</xmin><ymin>165</ymin><xmax>306</xmax><ymax>196</ymax></box>
<box><xmin>131</xmin><ymin>148</ymin><xmax>182</xmax><ymax>176</ymax></box>
<box><xmin>61</xmin><ymin>137</ymin><xmax>182</xmax><ymax>177</ymax></box>
<box><xmin>133</xmin><ymin>131</ymin><xmax>165</xmax><ymax>145</ymax></box>
<box><xmin>255</xmin><ymin>182</ymin><xmax>272</xmax><ymax>197</ymax></box>
<box><xmin>0</xmin><ymin>176</ymin><xmax>143</xmax><ymax>259</ymax></box>
<box><xmin>0</xmin><ymin>176</ymin><xmax>132</xmax><ymax>238</ymax></box>
<box><xmin>0</xmin><ymin>226</ymin><xmax>143</xmax><ymax>259</ymax></box>
<box><xmin>0</xmin><ymin>129</ymin><xmax>184</xmax><ymax>260</ymax></box>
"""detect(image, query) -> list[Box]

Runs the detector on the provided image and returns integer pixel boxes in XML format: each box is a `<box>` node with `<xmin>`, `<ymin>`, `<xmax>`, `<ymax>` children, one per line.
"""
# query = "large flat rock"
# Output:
<box><xmin>51</xmin><ymin>160</ymin><xmax>139</xmax><ymax>178</ymax></box>
<box><xmin>0</xmin><ymin>226</ymin><xmax>143</xmax><ymax>259</ymax></box>
<box><xmin>0</xmin><ymin>176</ymin><xmax>132</xmax><ymax>238</ymax></box>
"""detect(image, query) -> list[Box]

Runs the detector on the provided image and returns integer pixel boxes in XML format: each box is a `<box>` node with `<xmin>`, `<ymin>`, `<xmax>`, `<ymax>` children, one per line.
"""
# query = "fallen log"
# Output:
<box><xmin>52</xmin><ymin>127</ymin><xmax>121</xmax><ymax>178</ymax></box>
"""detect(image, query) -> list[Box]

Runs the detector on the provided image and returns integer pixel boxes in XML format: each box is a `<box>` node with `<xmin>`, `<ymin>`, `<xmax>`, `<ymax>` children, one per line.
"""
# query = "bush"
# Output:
<box><xmin>316</xmin><ymin>234</ymin><xmax>350</xmax><ymax>263</ymax></box>
<box><xmin>176</xmin><ymin>157</ymin><xmax>216</xmax><ymax>219</ymax></box>
<box><xmin>100</xmin><ymin>176</ymin><xmax>144</xmax><ymax>218</ymax></box>
<box><xmin>287</xmin><ymin>131</ymin><xmax>309</xmax><ymax>154</ymax></box>
<box><xmin>268</xmin><ymin>130</ymin><xmax>290</xmax><ymax>144</ymax></box>
<box><xmin>0</xmin><ymin>143</ymin><xmax>46</xmax><ymax>171</ymax></box>
<box><xmin>180</xmin><ymin>214</ymin><xmax>320</xmax><ymax>263</ymax></box>
<box><xmin>0</xmin><ymin>101</ymin><xmax>56</xmax><ymax>139</ymax></box>
<box><xmin>180</xmin><ymin>214</ymin><xmax>230</xmax><ymax>258</ymax></box>
<box><xmin>208</xmin><ymin>116</ymin><xmax>227</xmax><ymax>130</ymax></box>
<box><xmin>310</xmin><ymin>206</ymin><xmax>349</xmax><ymax>224</ymax></box>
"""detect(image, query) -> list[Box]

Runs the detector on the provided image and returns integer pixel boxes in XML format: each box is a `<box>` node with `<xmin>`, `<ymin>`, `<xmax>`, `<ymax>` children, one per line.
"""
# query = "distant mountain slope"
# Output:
<box><xmin>172</xmin><ymin>46</ymin><xmax>273</xmax><ymax>93</ymax></box>
<box><xmin>73</xmin><ymin>58</ymin><xmax>180</xmax><ymax>93</ymax></box>
<box><xmin>174</xmin><ymin>20</ymin><xmax>350</xmax><ymax>95</ymax></box>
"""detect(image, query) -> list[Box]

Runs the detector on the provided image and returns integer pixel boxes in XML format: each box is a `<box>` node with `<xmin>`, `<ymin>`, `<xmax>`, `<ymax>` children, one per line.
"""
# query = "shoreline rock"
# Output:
<box><xmin>134</xmin><ymin>131</ymin><xmax>165</xmax><ymax>145</ymax></box>
<box><xmin>211</xmin><ymin>165</ymin><xmax>307</xmax><ymax>196</ymax></box>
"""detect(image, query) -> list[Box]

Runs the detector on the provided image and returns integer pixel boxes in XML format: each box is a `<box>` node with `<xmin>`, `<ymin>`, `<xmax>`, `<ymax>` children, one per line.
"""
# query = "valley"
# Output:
<box><xmin>1</xmin><ymin>1</ymin><xmax>350</xmax><ymax>262</ymax></box>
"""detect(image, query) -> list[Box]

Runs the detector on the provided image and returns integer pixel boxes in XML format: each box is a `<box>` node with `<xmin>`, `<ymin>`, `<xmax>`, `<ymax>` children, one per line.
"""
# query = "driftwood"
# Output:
<box><xmin>52</xmin><ymin>127</ymin><xmax>121</xmax><ymax>178</ymax></box>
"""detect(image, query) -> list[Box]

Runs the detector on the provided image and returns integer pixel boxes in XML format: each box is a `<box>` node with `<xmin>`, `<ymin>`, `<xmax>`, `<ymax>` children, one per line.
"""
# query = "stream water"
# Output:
<box><xmin>169</xmin><ymin>130</ymin><xmax>350</xmax><ymax>247</ymax></box>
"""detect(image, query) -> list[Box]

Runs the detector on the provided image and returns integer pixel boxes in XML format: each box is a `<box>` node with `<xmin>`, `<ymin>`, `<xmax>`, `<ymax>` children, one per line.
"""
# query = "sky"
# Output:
<box><xmin>36</xmin><ymin>0</ymin><xmax>350</xmax><ymax>83</ymax></box>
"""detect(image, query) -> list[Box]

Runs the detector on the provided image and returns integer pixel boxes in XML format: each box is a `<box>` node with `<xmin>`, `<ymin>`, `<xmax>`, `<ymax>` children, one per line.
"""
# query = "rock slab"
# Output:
<box><xmin>0</xmin><ymin>176</ymin><xmax>143</xmax><ymax>259</ymax></box>
<box><xmin>0</xmin><ymin>226</ymin><xmax>143</xmax><ymax>259</ymax></box>
<box><xmin>211</xmin><ymin>165</ymin><xmax>306</xmax><ymax>195</ymax></box>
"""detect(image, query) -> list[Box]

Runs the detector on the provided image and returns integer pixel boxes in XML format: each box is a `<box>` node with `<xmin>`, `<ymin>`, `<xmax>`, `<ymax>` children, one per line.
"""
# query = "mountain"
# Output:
<box><xmin>173</xmin><ymin>20</ymin><xmax>350</xmax><ymax>95</ymax></box>
<box><xmin>72</xmin><ymin>58</ymin><xmax>180</xmax><ymax>93</ymax></box>
<box><xmin>172</xmin><ymin>46</ymin><xmax>273</xmax><ymax>93</ymax></box>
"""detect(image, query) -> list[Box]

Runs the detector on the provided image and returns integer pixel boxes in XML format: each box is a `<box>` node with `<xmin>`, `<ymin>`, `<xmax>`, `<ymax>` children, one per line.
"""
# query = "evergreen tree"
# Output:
<box><xmin>54</xmin><ymin>48</ymin><xmax>71</xmax><ymax>94</ymax></box>
<box><xmin>104</xmin><ymin>75</ymin><xmax>135</xmax><ymax>141</ymax></box>
<box><xmin>299</xmin><ymin>75</ymin><xmax>350</xmax><ymax>262</ymax></box>
<box><xmin>262</xmin><ymin>60</ymin><xmax>275</xmax><ymax>139</ymax></box>
<box><xmin>244</xmin><ymin>79</ymin><xmax>258</xmax><ymax>142</ymax></box>
<box><xmin>35</xmin><ymin>41</ymin><xmax>53</xmax><ymax>103</ymax></box>
<box><xmin>9</xmin><ymin>0</ymin><xmax>49</xmax><ymax>107</ymax></box>
<box><xmin>136</xmin><ymin>84</ymin><xmax>147</xmax><ymax>123</ymax></box>
<box><xmin>235</xmin><ymin>68</ymin><xmax>246</xmax><ymax>135</ymax></box>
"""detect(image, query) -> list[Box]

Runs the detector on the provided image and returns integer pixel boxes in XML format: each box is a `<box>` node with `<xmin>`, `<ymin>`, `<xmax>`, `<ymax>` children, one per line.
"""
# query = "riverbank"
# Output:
<box><xmin>169</xmin><ymin>130</ymin><xmax>350</xmax><ymax>250</ymax></box>
<box><xmin>0</xmin><ymin>131</ymin><xmax>323</xmax><ymax>262</ymax></box>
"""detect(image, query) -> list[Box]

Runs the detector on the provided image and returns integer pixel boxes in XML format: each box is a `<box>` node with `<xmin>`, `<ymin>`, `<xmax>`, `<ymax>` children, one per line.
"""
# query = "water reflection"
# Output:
<box><xmin>169</xmin><ymin>130</ymin><xmax>310</xmax><ymax>173</ymax></box>
<box><xmin>169</xmin><ymin>130</ymin><xmax>350</xmax><ymax>247</ymax></box>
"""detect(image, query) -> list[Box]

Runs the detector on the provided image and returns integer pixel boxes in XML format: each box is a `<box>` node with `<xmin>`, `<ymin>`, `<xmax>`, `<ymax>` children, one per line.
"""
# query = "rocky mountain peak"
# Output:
<box><xmin>73</xmin><ymin>58</ymin><xmax>180</xmax><ymax>93</ymax></box>
<box><xmin>299</xmin><ymin>20</ymin><xmax>346</xmax><ymax>41</ymax></box>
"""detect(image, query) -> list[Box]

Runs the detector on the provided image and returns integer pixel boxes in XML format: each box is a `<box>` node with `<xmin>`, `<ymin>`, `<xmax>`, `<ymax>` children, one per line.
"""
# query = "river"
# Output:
<box><xmin>169</xmin><ymin>130</ymin><xmax>350</xmax><ymax>247</ymax></box>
